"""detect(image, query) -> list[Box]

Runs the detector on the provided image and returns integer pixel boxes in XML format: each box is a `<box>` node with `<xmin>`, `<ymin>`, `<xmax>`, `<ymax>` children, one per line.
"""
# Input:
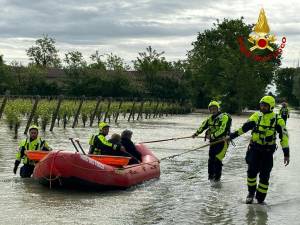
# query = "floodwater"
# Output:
<box><xmin>0</xmin><ymin>111</ymin><xmax>299</xmax><ymax>225</ymax></box>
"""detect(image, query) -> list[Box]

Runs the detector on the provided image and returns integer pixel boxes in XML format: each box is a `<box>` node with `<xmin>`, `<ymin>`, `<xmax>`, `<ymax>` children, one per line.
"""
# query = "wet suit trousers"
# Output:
<box><xmin>246</xmin><ymin>144</ymin><xmax>274</xmax><ymax>202</ymax></box>
<box><xmin>208</xmin><ymin>141</ymin><xmax>228</xmax><ymax>180</ymax></box>
<box><xmin>281</xmin><ymin>116</ymin><xmax>287</xmax><ymax>124</ymax></box>
<box><xmin>20</xmin><ymin>164</ymin><xmax>35</xmax><ymax>178</ymax></box>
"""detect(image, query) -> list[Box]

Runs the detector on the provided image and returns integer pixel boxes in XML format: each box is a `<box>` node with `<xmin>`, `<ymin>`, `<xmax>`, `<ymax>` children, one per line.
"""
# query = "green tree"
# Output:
<box><xmin>0</xmin><ymin>55</ymin><xmax>12</xmax><ymax>93</ymax></box>
<box><xmin>133</xmin><ymin>46</ymin><xmax>173</xmax><ymax>97</ymax></box>
<box><xmin>188</xmin><ymin>18</ymin><xmax>280</xmax><ymax>113</ymax></box>
<box><xmin>64</xmin><ymin>51</ymin><xmax>86</xmax><ymax>68</ymax></box>
<box><xmin>274</xmin><ymin>68</ymin><xmax>299</xmax><ymax>106</ymax></box>
<box><xmin>133</xmin><ymin>46</ymin><xmax>171</xmax><ymax>72</ymax></box>
<box><xmin>26</xmin><ymin>35</ymin><xmax>61</xmax><ymax>68</ymax></box>
<box><xmin>292</xmin><ymin>70</ymin><xmax>300</xmax><ymax>106</ymax></box>
<box><xmin>105</xmin><ymin>53</ymin><xmax>130</xmax><ymax>71</ymax></box>
<box><xmin>89</xmin><ymin>50</ymin><xmax>106</xmax><ymax>70</ymax></box>
<box><xmin>63</xmin><ymin>51</ymin><xmax>88</xmax><ymax>96</ymax></box>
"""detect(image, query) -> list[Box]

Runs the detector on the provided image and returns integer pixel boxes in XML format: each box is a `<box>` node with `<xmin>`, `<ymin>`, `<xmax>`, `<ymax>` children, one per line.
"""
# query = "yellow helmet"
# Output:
<box><xmin>98</xmin><ymin>122</ymin><xmax>109</xmax><ymax>131</ymax></box>
<box><xmin>259</xmin><ymin>96</ymin><xmax>275</xmax><ymax>111</ymax></box>
<box><xmin>29</xmin><ymin>125</ymin><xmax>39</xmax><ymax>132</ymax></box>
<box><xmin>208</xmin><ymin>100</ymin><xmax>220</xmax><ymax>109</ymax></box>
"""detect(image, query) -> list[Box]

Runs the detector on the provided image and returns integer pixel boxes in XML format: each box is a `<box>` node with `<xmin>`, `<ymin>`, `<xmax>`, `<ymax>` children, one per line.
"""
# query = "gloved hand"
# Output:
<box><xmin>192</xmin><ymin>133</ymin><xmax>197</xmax><ymax>138</ymax></box>
<box><xmin>229</xmin><ymin>132</ymin><xmax>238</xmax><ymax>140</ymax></box>
<box><xmin>204</xmin><ymin>130</ymin><xmax>211</xmax><ymax>141</ymax></box>
<box><xmin>284</xmin><ymin>156</ymin><xmax>290</xmax><ymax>166</ymax></box>
<box><xmin>283</xmin><ymin>148</ymin><xmax>290</xmax><ymax>166</ymax></box>
<box><xmin>13</xmin><ymin>160</ymin><xmax>20</xmax><ymax>174</ymax></box>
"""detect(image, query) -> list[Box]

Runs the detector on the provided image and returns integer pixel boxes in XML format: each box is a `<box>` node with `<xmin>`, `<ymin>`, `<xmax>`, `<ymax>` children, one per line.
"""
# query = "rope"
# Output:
<box><xmin>160</xmin><ymin>138</ymin><xmax>228</xmax><ymax>161</ymax></box>
<box><xmin>140</xmin><ymin>135</ymin><xmax>204</xmax><ymax>144</ymax></box>
<box><xmin>49</xmin><ymin>150</ymin><xmax>62</xmax><ymax>189</ymax></box>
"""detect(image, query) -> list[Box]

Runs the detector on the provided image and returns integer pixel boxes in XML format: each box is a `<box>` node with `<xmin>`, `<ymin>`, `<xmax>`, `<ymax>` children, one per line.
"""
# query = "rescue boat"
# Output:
<box><xmin>32</xmin><ymin>144</ymin><xmax>160</xmax><ymax>189</ymax></box>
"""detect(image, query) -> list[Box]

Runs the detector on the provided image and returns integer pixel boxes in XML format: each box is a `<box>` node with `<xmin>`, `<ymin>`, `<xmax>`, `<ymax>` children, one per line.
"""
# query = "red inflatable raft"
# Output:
<box><xmin>32</xmin><ymin>144</ymin><xmax>160</xmax><ymax>189</ymax></box>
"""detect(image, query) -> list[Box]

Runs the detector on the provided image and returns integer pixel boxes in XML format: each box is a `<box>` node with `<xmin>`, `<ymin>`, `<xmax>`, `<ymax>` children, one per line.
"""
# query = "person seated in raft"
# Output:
<box><xmin>13</xmin><ymin>125</ymin><xmax>52</xmax><ymax>178</ymax></box>
<box><xmin>89</xmin><ymin>122</ymin><xmax>139</xmax><ymax>164</ymax></box>
<box><xmin>108</xmin><ymin>133</ymin><xmax>121</xmax><ymax>145</ymax></box>
<box><xmin>121</xmin><ymin>129</ymin><xmax>142</xmax><ymax>162</ymax></box>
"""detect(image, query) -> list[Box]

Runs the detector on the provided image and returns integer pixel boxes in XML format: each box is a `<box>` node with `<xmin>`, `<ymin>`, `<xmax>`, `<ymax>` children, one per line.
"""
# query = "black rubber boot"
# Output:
<box><xmin>255</xmin><ymin>191</ymin><xmax>266</xmax><ymax>204</ymax></box>
<box><xmin>246</xmin><ymin>193</ymin><xmax>254</xmax><ymax>204</ymax></box>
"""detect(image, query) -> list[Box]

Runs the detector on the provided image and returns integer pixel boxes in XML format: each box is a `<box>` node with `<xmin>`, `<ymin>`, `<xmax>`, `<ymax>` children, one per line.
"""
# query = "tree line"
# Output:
<box><xmin>0</xmin><ymin>18</ymin><xmax>300</xmax><ymax>113</ymax></box>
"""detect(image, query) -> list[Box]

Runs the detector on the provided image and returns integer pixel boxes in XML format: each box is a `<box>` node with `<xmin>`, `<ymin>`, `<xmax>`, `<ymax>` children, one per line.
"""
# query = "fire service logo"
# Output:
<box><xmin>238</xmin><ymin>8</ymin><xmax>286</xmax><ymax>62</ymax></box>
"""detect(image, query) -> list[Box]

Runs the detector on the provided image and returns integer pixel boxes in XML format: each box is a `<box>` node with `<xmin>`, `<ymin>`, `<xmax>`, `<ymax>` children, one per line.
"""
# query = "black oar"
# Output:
<box><xmin>74</xmin><ymin>139</ymin><xmax>86</xmax><ymax>155</ymax></box>
<box><xmin>69</xmin><ymin>137</ymin><xmax>80</xmax><ymax>153</ymax></box>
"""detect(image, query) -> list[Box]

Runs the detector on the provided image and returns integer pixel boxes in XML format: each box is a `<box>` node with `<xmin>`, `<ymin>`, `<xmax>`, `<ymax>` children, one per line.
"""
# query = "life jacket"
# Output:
<box><xmin>280</xmin><ymin>107</ymin><xmax>289</xmax><ymax>117</ymax></box>
<box><xmin>206</xmin><ymin>113</ymin><xmax>232</xmax><ymax>139</ymax></box>
<box><xmin>89</xmin><ymin>133</ymin><xmax>118</xmax><ymax>155</ymax></box>
<box><xmin>89</xmin><ymin>134</ymin><xmax>101</xmax><ymax>155</ymax></box>
<box><xmin>17</xmin><ymin>137</ymin><xmax>47</xmax><ymax>165</ymax></box>
<box><xmin>251</xmin><ymin>112</ymin><xmax>278</xmax><ymax>146</ymax></box>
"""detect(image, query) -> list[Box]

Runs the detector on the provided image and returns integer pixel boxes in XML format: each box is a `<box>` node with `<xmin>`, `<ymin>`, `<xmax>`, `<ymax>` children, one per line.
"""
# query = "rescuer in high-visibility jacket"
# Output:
<box><xmin>89</xmin><ymin>122</ymin><xmax>139</xmax><ymax>164</ymax></box>
<box><xmin>13</xmin><ymin>125</ymin><xmax>52</xmax><ymax>178</ymax></box>
<box><xmin>229</xmin><ymin>96</ymin><xmax>290</xmax><ymax>204</ymax></box>
<box><xmin>279</xmin><ymin>101</ymin><xmax>289</xmax><ymax>124</ymax></box>
<box><xmin>192</xmin><ymin>101</ymin><xmax>232</xmax><ymax>182</ymax></box>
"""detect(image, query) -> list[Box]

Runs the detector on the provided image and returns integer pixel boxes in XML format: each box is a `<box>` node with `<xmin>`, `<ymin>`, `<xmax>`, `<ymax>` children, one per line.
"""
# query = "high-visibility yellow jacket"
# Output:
<box><xmin>16</xmin><ymin>137</ymin><xmax>51</xmax><ymax>165</ymax></box>
<box><xmin>195</xmin><ymin>112</ymin><xmax>231</xmax><ymax>141</ymax></box>
<box><xmin>89</xmin><ymin>133</ymin><xmax>121</xmax><ymax>155</ymax></box>
<box><xmin>231</xmin><ymin>111</ymin><xmax>289</xmax><ymax>156</ymax></box>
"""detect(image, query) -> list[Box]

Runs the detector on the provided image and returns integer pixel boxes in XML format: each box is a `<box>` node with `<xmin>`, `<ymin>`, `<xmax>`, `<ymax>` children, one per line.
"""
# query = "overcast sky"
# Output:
<box><xmin>0</xmin><ymin>0</ymin><xmax>299</xmax><ymax>67</ymax></box>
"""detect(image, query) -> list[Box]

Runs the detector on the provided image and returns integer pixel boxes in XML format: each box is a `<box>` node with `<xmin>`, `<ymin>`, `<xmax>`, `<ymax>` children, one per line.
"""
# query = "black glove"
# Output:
<box><xmin>229</xmin><ymin>132</ymin><xmax>239</xmax><ymax>140</ymax></box>
<box><xmin>282</xmin><ymin>147</ymin><xmax>290</xmax><ymax>157</ymax></box>
<box><xmin>13</xmin><ymin>160</ymin><xmax>20</xmax><ymax>174</ymax></box>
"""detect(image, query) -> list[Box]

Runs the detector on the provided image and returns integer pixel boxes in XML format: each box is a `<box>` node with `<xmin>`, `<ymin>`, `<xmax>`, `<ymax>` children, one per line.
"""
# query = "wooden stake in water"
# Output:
<box><xmin>24</xmin><ymin>96</ymin><xmax>40</xmax><ymax>134</ymax></box>
<box><xmin>72</xmin><ymin>96</ymin><xmax>85</xmax><ymax>128</ymax></box>
<box><xmin>90</xmin><ymin>97</ymin><xmax>101</xmax><ymax>127</ymax></box>
<box><xmin>50</xmin><ymin>95</ymin><xmax>63</xmax><ymax>131</ymax></box>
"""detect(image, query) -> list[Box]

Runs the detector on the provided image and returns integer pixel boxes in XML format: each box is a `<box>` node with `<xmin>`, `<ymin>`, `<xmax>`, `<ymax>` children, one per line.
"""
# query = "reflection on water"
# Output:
<box><xmin>0</xmin><ymin>112</ymin><xmax>300</xmax><ymax>224</ymax></box>
<box><xmin>246</xmin><ymin>205</ymin><xmax>269</xmax><ymax>225</ymax></box>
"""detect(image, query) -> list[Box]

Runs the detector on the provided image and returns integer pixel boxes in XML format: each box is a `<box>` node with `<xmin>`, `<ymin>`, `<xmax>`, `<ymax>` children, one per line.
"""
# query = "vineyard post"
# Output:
<box><xmin>165</xmin><ymin>100</ymin><xmax>169</xmax><ymax>117</ymax></box>
<box><xmin>145</xmin><ymin>100</ymin><xmax>152</xmax><ymax>119</ymax></box>
<box><xmin>24</xmin><ymin>95</ymin><xmax>40</xmax><ymax>134</ymax></box>
<box><xmin>90</xmin><ymin>96</ymin><xmax>102</xmax><ymax>127</ymax></box>
<box><xmin>0</xmin><ymin>92</ymin><xmax>9</xmax><ymax>119</ymax></box>
<box><xmin>103</xmin><ymin>97</ymin><xmax>112</xmax><ymax>123</ymax></box>
<box><xmin>159</xmin><ymin>101</ymin><xmax>165</xmax><ymax>118</ymax></box>
<box><xmin>152</xmin><ymin>101</ymin><xmax>160</xmax><ymax>118</ymax></box>
<box><xmin>176</xmin><ymin>101</ymin><xmax>180</xmax><ymax>114</ymax></box>
<box><xmin>128</xmin><ymin>99</ymin><xmax>136</xmax><ymax>122</ymax></box>
<box><xmin>136</xmin><ymin>100</ymin><xmax>144</xmax><ymax>120</ymax></box>
<box><xmin>50</xmin><ymin>95</ymin><xmax>63</xmax><ymax>131</ymax></box>
<box><xmin>72</xmin><ymin>96</ymin><xmax>85</xmax><ymax>128</ymax></box>
<box><xmin>114</xmin><ymin>99</ymin><xmax>123</xmax><ymax>123</ymax></box>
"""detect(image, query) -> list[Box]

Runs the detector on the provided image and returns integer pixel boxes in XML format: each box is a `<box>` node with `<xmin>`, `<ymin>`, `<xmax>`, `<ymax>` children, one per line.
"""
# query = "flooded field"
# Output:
<box><xmin>0</xmin><ymin>112</ymin><xmax>299</xmax><ymax>225</ymax></box>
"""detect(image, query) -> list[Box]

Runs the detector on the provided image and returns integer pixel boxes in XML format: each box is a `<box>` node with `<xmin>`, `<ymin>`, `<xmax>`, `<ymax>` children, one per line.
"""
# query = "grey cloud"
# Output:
<box><xmin>0</xmin><ymin>0</ymin><xmax>219</xmax><ymax>40</ymax></box>
<box><xmin>0</xmin><ymin>0</ymin><xmax>299</xmax><ymax>67</ymax></box>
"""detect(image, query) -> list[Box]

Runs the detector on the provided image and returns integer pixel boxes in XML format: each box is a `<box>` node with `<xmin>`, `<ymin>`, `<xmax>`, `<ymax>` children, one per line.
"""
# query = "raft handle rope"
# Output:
<box><xmin>49</xmin><ymin>150</ymin><xmax>62</xmax><ymax>189</ymax></box>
